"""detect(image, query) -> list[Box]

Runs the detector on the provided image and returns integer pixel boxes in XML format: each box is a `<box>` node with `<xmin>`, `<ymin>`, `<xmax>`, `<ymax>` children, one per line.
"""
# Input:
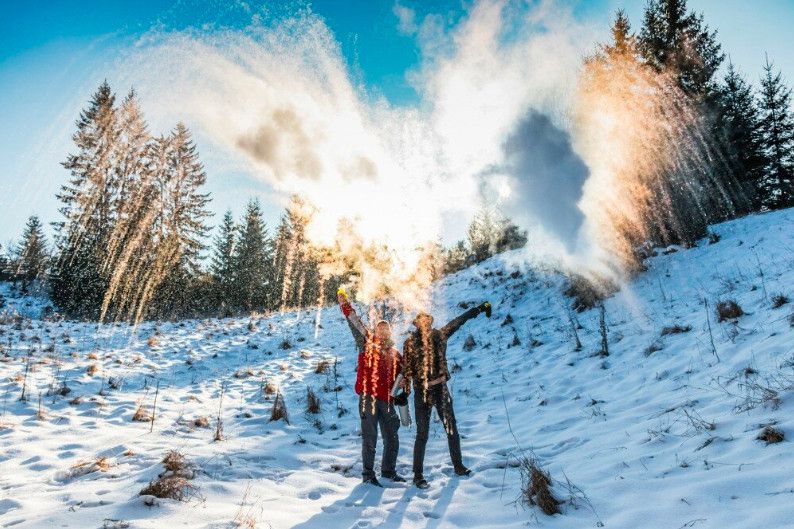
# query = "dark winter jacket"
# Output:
<box><xmin>403</xmin><ymin>306</ymin><xmax>483</xmax><ymax>386</ymax></box>
<box><xmin>340</xmin><ymin>300</ymin><xmax>403</xmax><ymax>402</ymax></box>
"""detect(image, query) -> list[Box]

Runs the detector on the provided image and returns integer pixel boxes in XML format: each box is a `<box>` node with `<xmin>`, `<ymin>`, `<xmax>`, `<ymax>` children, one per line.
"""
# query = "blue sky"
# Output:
<box><xmin>1</xmin><ymin>0</ymin><xmax>793</xmax><ymax>248</ymax></box>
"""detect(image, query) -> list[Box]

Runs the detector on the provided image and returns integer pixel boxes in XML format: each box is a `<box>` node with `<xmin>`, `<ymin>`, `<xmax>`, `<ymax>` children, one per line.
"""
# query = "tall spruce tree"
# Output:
<box><xmin>758</xmin><ymin>57</ymin><xmax>794</xmax><ymax>210</ymax></box>
<box><xmin>210</xmin><ymin>210</ymin><xmax>238</xmax><ymax>311</ymax></box>
<box><xmin>151</xmin><ymin>124</ymin><xmax>212</xmax><ymax>317</ymax></box>
<box><xmin>638</xmin><ymin>0</ymin><xmax>724</xmax><ymax>101</ymax></box>
<box><xmin>271</xmin><ymin>196</ymin><xmax>314</xmax><ymax>310</ymax></box>
<box><xmin>52</xmin><ymin>81</ymin><xmax>119</xmax><ymax>318</ymax></box>
<box><xmin>14</xmin><ymin>215</ymin><xmax>49</xmax><ymax>292</ymax></box>
<box><xmin>232</xmin><ymin>199</ymin><xmax>272</xmax><ymax>313</ymax></box>
<box><xmin>716</xmin><ymin>62</ymin><xmax>767</xmax><ymax>211</ymax></box>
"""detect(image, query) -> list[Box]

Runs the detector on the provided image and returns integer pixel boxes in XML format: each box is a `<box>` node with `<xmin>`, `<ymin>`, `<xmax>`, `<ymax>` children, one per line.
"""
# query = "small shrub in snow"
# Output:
<box><xmin>643</xmin><ymin>340</ymin><xmax>663</xmax><ymax>356</ymax></box>
<box><xmin>140</xmin><ymin>451</ymin><xmax>197</xmax><ymax>501</ymax></box>
<box><xmin>162</xmin><ymin>450</ymin><xmax>188</xmax><ymax>473</ymax></box>
<box><xmin>86</xmin><ymin>364</ymin><xmax>99</xmax><ymax>376</ymax></box>
<box><xmin>563</xmin><ymin>274</ymin><xmax>617</xmax><ymax>312</ymax></box>
<box><xmin>716</xmin><ymin>300</ymin><xmax>744</xmax><ymax>322</ymax></box>
<box><xmin>263</xmin><ymin>380</ymin><xmax>277</xmax><ymax>395</ymax></box>
<box><xmin>193</xmin><ymin>416</ymin><xmax>210</xmax><ymax>428</ymax></box>
<box><xmin>757</xmin><ymin>426</ymin><xmax>784</xmax><ymax>444</ymax></box>
<box><xmin>501</xmin><ymin>314</ymin><xmax>514</xmax><ymax>326</ymax></box>
<box><xmin>771</xmin><ymin>293</ymin><xmax>789</xmax><ymax>309</ymax></box>
<box><xmin>146</xmin><ymin>335</ymin><xmax>159</xmax><ymax>348</ymax></box>
<box><xmin>708</xmin><ymin>231</ymin><xmax>721</xmax><ymax>244</ymax></box>
<box><xmin>279</xmin><ymin>339</ymin><xmax>291</xmax><ymax>350</ymax></box>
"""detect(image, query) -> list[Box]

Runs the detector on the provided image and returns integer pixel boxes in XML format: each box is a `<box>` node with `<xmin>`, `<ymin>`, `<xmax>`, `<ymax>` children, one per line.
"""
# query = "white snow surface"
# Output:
<box><xmin>1</xmin><ymin>208</ymin><xmax>793</xmax><ymax>529</ymax></box>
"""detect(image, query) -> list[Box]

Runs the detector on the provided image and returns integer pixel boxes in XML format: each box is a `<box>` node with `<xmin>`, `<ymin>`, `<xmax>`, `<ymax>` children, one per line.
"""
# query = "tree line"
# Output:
<box><xmin>0</xmin><ymin>82</ymin><xmax>523</xmax><ymax>320</ymax></box>
<box><xmin>594</xmin><ymin>0</ymin><xmax>793</xmax><ymax>249</ymax></box>
<box><xmin>4</xmin><ymin>0</ymin><xmax>793</xmax><ymax>319</ymax></box>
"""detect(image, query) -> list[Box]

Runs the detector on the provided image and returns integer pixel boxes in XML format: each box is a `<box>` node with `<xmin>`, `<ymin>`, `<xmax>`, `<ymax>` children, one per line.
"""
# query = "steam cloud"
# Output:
<box><xmin>499</xmin><ymin>110</ymin><xmax>589</xmax><ymax>252</ymax></box>
<box><xmin>115</xmin><ymin>0</ymin><xmax>602</xmax><ymax>307</ymax></box>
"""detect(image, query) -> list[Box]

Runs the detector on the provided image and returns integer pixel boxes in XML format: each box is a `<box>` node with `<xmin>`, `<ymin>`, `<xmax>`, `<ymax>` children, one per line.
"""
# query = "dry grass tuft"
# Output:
<box><xmin>146</xmin><ymin>335</ymin><xmax>160</xmax><ymax>348</ymax></box>
<box><xmin>520</xmin><ymin>458</ymin><xmax>561</xmax><ymax>516</ymax></box>
<box><xmin>193</xmin><ymin>416</ymin><xmax>210</xmax><ymax>428</ymax></box>
<box><xmin>306</xmin><ymin>387</ymin><xmax>320</xmax><ymax>414</ymax></box>
<box><xmin>716</xmin><ymin>300</ymin><xmax>744</xmax><ymax>322</ymax></box>
<box><xmin>234</xmin><ymin>367</ymin><xmax>255</xmax><ymax>379</ymax></box>
<box><xmin>88</xmin><ymin>350</ymin><xmax>99</xmax><ymax>360</ymax></box>
<box><xmin>270</xmin><ymin>391</ymin><xmax>289</xmax><ymax>424</ymax></box>
<box><xmin>263</xmin><ymin>381</ymin><xmax>277</xmax><ymax>395</ymax></box>
<box><xmin>139</xmin><ymin>450</ymin><xmax>197</xmax><ymax>501</ymax></box>
<box><xmin>314</xmin><ymin>359</ymin><xmax>330</xmax><ymax>374</ymax></box>
<box><xmin>162</xmin><ymin>450</ymin><xmax>188</xmax><ymax>472</ymax></box>
<box><xmin>660</xmin><ymin>324</ymin><xmax>692</xmax><ymax>336</ymax></box>
<box><xmin>86</xmin><ymin>364</ymin><xmax>100</xmax><ymax>376</ymax></box>
<box><xmin>132</xmin><ymin>405</ymin><xmax>151</xmax><ymax>422</ymax></box>
<box><xmin>771</xmin><ymin>293</ymin><xmax>790</xmax><ymax>309</ymax></box>
<box><xmin>757</xmin><ymin>425</ymin><xmax>784</xmax><ymax>444</ymax></box>
<box><xmin>140</xmin><ymin>475</ymin><xmax>196</xmax><ymax>501</ymax></box>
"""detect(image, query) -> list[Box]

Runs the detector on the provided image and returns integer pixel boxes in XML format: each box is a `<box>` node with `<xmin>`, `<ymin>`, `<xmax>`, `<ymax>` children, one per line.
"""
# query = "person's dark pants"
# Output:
<box><xmin>412</xmin><ymin>383</ymin><xmax>463</xmax><ymax>478</ymax></box>
<box><xmin>360</xmin><ymin>395</ymin><xmax>401</xmax><ymax>480</ymax></box>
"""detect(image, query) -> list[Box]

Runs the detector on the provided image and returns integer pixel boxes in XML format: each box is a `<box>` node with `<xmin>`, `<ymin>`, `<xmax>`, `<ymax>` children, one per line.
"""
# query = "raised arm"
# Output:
<box><xmin>338</xmin><ymin>289</ymin><xmax>368</xmax><ymax>352</ymax></box>
<box><xmin>440</xmin><ymin>302</ymin><xmax>491</xmax><ymax>341</ymax></box>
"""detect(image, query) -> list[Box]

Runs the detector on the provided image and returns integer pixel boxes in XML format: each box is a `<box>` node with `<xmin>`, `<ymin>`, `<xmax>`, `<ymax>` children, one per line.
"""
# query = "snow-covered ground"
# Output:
<box><xmin>1</xmin><ymin>208</ymin><xmax>793</xmax><ymax>529</ymax></box>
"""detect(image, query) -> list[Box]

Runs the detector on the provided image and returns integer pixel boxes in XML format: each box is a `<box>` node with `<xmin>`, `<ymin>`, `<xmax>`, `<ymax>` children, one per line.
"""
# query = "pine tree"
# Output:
<box><xmin>14</xmin><ymin>215</ymin><xmax>49</xmax><ymax>292</ymax></box>
<box><xmin>232</xmin><ymin>199</ymin><xmax>272</xmax><ymax>313</ymax></box>
<box><xmin>210</xmin><ymin>210</ymin><xmax>238</xmax><ymax>312</ymax></box>
<box><xmin>271</xmin><ymin>196</ymin><xmax>314</xmax><ymax>310</ymax></box>
<box><xmin>51</xmin><ymin>81</ymin><xmax>119</xmax><ymax>318</ymax></box>
<box><xmin>605</xmin><ymin>9</ymin><xmax>636</xmax><ymax>59</ymax></box>
<box><xmin>758</xmin><ymin>57</ymin><xmax>794</xmax><ymax>209</ymax></box>
<box><xmin>444</xmin><ymin>240</ymin><xmax>470</xmax><ymax>274</ymax></box>
<box><xmin>638</xmin><ymin>0</ymin><xmax>724</xmax><ymax>100</ymax></box>
<box><xmin>99</xmin><ymin>90</ymin><xmax>159</xmax><ymax>322</ymax></box>
<box><xmin>715</xmin><ymin>62</ymin><xmax>767</xmax><ymax>211</ymax></box>
<box><xmin>467</xmin><ymin>209</ymin><xmax>498</xmax><ymax>263</ymax></box>
<box><xmin>151</xmin><ymin>124</ymin><xmax>212</xmax><ymax>317</ymax></box>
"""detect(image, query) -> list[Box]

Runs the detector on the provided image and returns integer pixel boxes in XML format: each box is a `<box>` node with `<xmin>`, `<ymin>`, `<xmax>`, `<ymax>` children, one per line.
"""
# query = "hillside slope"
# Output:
<box><xmin>1</xmin><ymin>208</ymin><xmax>793</xmax><ymax>529</ymax></box>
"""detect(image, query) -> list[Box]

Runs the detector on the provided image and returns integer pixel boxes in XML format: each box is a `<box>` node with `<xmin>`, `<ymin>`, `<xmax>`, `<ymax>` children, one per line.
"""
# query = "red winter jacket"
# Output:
<box><xmin>340</xmin><ymin>300</ymin><xmax>402</xmax><ymax>402</ymax></box>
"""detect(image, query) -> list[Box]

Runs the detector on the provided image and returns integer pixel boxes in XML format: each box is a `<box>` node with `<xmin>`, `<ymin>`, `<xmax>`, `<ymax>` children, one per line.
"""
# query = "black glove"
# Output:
<box><xmin>480</xmin><ymin>302</ymin><xmax>492</xmax><ymax>318</ymax></box>
<box><xmin>393</xmin><ymin>392</ymin><xmax>408</xmax><ymax>406</ymax></box>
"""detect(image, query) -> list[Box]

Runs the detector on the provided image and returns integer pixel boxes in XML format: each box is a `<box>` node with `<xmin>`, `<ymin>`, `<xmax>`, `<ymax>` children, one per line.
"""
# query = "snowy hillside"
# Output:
<box><xmin>1</xmin><ymin>208</ymin><xmax>793</xmax><ymax>529</ymax></box>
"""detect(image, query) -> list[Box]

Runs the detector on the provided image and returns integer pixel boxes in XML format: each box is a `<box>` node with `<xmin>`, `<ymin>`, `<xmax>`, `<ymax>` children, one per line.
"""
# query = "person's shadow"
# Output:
<box><xmin>290</xmin><ymin>482</ymin><xmax>385</xmax><ymax>529</ymax></box>
<box><xmin>290</xmin><ymin>476</ymin><xmax>460</xmax><ymax>529</ymax></box>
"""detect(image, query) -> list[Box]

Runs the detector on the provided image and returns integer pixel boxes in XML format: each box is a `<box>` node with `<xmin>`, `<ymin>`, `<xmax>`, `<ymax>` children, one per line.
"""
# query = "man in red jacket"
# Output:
<box><xmin>338</xmin><ymin>288</ymin><xmax>406</xmax><ymax>487</ymax></box>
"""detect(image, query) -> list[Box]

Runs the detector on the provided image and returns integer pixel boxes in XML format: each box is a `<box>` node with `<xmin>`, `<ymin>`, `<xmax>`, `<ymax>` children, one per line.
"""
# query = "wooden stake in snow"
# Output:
<box><xmin>704</xmin><ymin>299</ymin><xmax>720</xmax><ymax>362</ymax></box>
<box><xmin>214</xmin><ymin>382</ymin><xmax>225</xmax><ymax>442</ymax></box>
<box><xmin>150</xmin><ymin>379</ymin><xmax>160</xmax><ymax>433</ymax></box>
<box><xmin>598</xmin><ymin>303</ymin><xmax>609</xmax><ymax>357</ymax></box>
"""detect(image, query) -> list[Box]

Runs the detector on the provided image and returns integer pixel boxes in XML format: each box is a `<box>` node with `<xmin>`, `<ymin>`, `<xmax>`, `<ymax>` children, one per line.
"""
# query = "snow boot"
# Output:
<box><xmin>413</xmin><ymin>476</ymin><xmax>430</xmax><ymax>489</ymax></box>
<box><xmin>382</xmin><ymin>472</ymin><xmax>406</xmax><ymax>483</ymax></box>
<box><xmin>363</xmin><ymin>476</ymin><xmax>383</xmax><ymax>487</ymax></box>
<box><xmin>454</xmin><ymin>465</ymin><xmax>472</xmax><ymax>477</ymax></box>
